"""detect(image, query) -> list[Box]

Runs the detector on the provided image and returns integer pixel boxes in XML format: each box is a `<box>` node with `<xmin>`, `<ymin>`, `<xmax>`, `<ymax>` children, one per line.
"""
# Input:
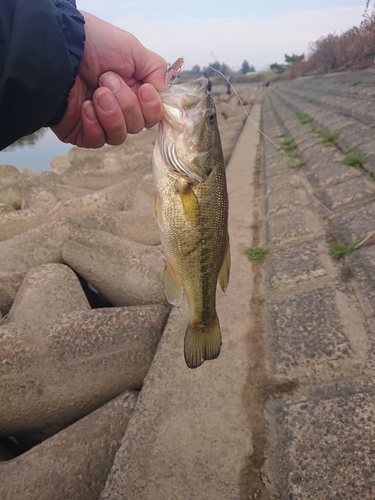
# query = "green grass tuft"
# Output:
<box><xmin>286</xmin><ymin>149</ymin><xmax>300</xmax><ymax>158</ymax></box>
<box><xmin>280</xmin><ymin>137</ymin><xmax>295</xmax><ymax>147</ymax></box>
<box><xmin>329</xmin><ymin>241</ymin><xmax>359</xmax><ymax>258</ymax></box>
<box><xmin>295</xmin><ymin>111</ymin><xmax>313</xmax><ymax>124</ymax></box>
<box><xmin>350</xmin><ymin>80</ymin><xmax>361</xmax><ymax>86</ymax></box>
<box><xmin>280</xmin><ymin>137</ymin><xmax>300</xmax><ymax>157</ymax></box>
<box><xmin>343</xmin><ymin>155</ymin><xmax>365</xmax><ymax>167</ymax></box>
<box><xmin>320</xmin><ymin>131</ymin><xmax>339</xmax><ymax>147</ymax></box>
<box><xmin>312</xmin><ymin>127</ymin><xmax>339</xmax><ymax>147</ymax></box>
<box><xmin>244</xmin><ymin>246</ymin><xmax>270</xmax><ymax>262</ymax></box>
<box><xmin>289</xmin><ymin>160</ymin><xmax>307</xmax><ymax>170</ymax></box>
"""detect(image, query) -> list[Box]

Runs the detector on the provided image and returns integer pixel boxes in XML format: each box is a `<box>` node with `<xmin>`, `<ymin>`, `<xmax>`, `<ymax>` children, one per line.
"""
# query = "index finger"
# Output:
<box><xmin>138</xmin><ymin>83</ymin><xmax>164</xmax><ymax>128</ymax></box>
<box><xmin>133</xmin><ymin>49</ymin><xmax>167</xmax><ymax>92</ymax></box>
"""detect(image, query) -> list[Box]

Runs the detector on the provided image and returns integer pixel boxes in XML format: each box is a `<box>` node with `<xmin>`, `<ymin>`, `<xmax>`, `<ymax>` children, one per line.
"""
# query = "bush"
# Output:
<box><xmin>285</xmin><ymin>11</ymin><xmax>375</xmax><ymax>78</ymax></box>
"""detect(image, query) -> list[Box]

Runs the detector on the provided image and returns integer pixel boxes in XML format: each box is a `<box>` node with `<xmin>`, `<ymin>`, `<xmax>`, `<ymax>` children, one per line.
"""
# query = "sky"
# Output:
<box><xmin>77</xmin><ymin>0</ymin><xmax>368</xmax><ymax>71</ymax></box>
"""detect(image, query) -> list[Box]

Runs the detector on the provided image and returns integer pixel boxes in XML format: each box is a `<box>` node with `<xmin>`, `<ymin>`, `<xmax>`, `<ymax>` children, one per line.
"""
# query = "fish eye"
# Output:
<box><xmin>208</xmin><ymin>111</ymin><xmax>216</xmax><ymax>123</ymax></box>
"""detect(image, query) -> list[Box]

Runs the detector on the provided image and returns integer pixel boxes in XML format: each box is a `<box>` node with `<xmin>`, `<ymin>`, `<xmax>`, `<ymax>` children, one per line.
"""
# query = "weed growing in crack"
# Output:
<box><xmin>343</xmin><ymin>155</ymin><xmax>365</xmax><ymax>167</ymax></box>
<box><xmin>329</xmin><ymin>241</ymin><xmax>360</xmax><ymax>258</ymax></box>
<box><xmin>295</xmin><ymin>111</ymin><xmax>313</xmax><ymax>124</ymax></box>
<box><xmin>312</xmin><ymin>127</ymin><xmax>339</xmax><ymax>147</ymax></box>
<box><xmin>280</xmin><ymin>137</ymin><xmax>295</xmax><ymax>146</ymax></box>
<box><xmin>280</xmin><ymin>137</ymin><xmax>300</xmax><ymax>157</ymax></box>
<box><xmin>244</xmin><ymin>246</ymin><xmax>270</xmax><ymax>262</ymax></box>
<box><xmin>289</xmin><ymin>160</ymin><xmax>307</xmax><ymax>170</ymax></box>
<box><xmin>321</xmin><ymin>131</ymin><xmax>339</xmax><ymax>147</ymax></box>
<box><xmin>286</xmin><ymin>149</ymin><xmax>300</xmax><ymax>158</ymax></box>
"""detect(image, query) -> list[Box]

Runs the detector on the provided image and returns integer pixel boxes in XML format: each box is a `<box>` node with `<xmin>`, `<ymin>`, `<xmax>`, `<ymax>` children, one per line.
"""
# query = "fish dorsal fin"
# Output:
<box><xmin>164</xmin><ymin>264</ymin><xmax>183</xmax><ymax>305</ymax></box>
<box><xmin>178</xmin><ymin>185</ymin><xmax>200</xmax><ymax>227</ymax></box>
<box><xmin>218</xmin><ymin>238</ymin><xmax>231</xmax><ymax>292</ymax></box>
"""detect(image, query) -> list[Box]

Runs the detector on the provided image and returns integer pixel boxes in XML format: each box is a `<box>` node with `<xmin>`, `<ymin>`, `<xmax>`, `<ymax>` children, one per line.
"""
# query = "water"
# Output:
<box><xmin>0</xmin><ymin>128</ymin><xmax>72</xmax><ymax>174</ymax></box>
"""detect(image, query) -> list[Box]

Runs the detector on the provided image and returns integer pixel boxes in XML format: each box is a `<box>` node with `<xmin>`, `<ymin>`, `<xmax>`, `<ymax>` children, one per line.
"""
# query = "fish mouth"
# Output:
<box><xmin>162</xmin><ymin>76</ymin><xmax>208</xmax><ymax>99</ymax></box>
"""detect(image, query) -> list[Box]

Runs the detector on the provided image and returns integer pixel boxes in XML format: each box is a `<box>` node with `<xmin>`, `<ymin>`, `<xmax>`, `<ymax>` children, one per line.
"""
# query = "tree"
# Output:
<box><xmin>270</xmin><ymin>62</ymin><xmax>286</xmax><ymax>73</ymax></box>
<box><xmin>204</xmin><ymin>61</ymin><xmax>233</xmax><ymax>77</ymax></box>
<box><xmin>241</xmin><ymin>60</ymin><xmax>255</xmax><ymax>73</ymax></box>
<box><xmin>284</xmin><ymin>53</ymin><xmax>305</xmax><ymax>65</ymax></box>
<box><xmin>241</xmin><ymin>60</ymin><xmax>250</xmax><ymax>74</ymax></box>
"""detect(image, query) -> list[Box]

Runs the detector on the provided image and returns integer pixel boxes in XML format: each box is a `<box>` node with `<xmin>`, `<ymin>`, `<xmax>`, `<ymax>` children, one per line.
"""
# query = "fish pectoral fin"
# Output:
<box><xmin>164</xmin><ymin>264</ymin><xmax>184</xmax><ymax>305</ymax></box>
<box><xmin>178</xmin><ymin>186</ymin><xmax>200</xmax><ymax>226</ymax></box>
<box><xmin>184</xmin><ymin>314</ymin><xmax>222</xmax><ymax>369</ymax></box>
<box><xmin>154</xmin><ymin>193</ymin><xmax>164</xmax><ymax>232</ymax></box>
<box><xmin>218</xmin><ymin>238</ymin><xmax>231</xmax><ymax>292</ymax></box>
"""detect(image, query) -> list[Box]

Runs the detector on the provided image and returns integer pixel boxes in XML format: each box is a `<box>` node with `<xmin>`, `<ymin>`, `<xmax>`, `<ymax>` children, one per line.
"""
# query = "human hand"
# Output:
<box><xmin>52</xmin><ymin>11</ymin><xmax>166</xmax><ymax>148</ymax></box>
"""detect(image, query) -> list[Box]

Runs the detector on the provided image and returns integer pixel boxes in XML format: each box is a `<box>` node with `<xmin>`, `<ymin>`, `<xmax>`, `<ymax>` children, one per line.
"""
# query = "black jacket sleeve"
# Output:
<box><xmin>0</xmin><ymin>0</ymin><xmax>85</xmax><ymax>150</ymax></box>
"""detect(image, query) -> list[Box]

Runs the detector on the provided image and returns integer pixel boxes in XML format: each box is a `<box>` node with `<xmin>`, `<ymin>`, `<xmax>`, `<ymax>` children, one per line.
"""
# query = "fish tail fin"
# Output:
<box><xmin>184</xmin><ymin>313</ymin><xmax>222</xmax><ymax>369</ymax></box>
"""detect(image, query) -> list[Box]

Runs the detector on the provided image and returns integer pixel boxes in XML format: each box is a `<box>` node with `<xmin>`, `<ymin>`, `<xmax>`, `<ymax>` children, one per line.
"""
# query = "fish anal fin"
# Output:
<box><xmin>164</xmin><ymin>263</ymin><xmax>183</xmax><ymax>305</ymax></box>
<box><xmin>178</xmin><ymin>185</ymin><xmax>200</xmax><ymax>226</ymax></box>
<box><xmin>184</xmin><ymin>313</ymin><xmax>222</xmax><ymax>369</ymax></box>
<box><xmin>218</xmin><ymin>239</ymin><xmax>231</xmax><ymax>292</ymax></box>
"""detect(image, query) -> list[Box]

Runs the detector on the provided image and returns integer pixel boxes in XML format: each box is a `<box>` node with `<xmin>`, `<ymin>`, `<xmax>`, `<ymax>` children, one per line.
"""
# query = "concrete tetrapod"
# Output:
<box><xmin>0</xmin><ymin>391</ymin><xmax>138</xmax><ymax>500</ymax></box>
<box><xmin>62</xmin><ymin>227</ymin><xmax>166</xmax><ymax>307</ymax></box>
<box><xmin>0</xmin><ymin>218</ymin><xmax>78</xmax><ymax>314</ymax></box>
<box><xmin>81</xmin><ymin>210</ymin><xmax>160</xmax><ymax>246</ymax></box>
<box><xmin>0</xmin><ymin>192</ymin><xmax>122</xmax><ymax>241</ymax></box>
<box><xmin>0</xmin><ymin>263</ymin><xmax>169</xmax><ymax>436</ymax></box>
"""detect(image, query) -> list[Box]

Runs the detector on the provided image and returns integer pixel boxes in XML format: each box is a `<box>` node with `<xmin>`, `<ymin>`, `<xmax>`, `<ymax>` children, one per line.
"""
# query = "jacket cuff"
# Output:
<box><xmin>47</xmin><ymin>0</ymin><xmax>85</xmax><ymax>126</ymax></box>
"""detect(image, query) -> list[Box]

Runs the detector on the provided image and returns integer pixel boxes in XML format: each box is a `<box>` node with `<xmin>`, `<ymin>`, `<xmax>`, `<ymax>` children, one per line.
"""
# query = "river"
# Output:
<box><xmin>0</xmin><ymin>128</ymin><xmax>72</xmax><ymax>174</ymax></box>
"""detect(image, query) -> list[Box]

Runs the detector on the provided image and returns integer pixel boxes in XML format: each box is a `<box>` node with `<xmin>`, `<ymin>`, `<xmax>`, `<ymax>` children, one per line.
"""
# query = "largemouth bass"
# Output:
<box><xmin>152</xmin><ymin>61</ymin><xmax>230</xmax><ymax>369</ymax></box>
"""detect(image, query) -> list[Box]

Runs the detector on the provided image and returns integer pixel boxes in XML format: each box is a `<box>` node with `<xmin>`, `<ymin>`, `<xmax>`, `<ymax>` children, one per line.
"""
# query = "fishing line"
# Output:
<box><xmin>208</xmin><ymin>65</ymin><xmax>375</xmax><ymax>264</ymax></box>
<box><xmin>208</xmin><ymin>66</ymin><xmax>335</xmax><ymax>217</ymax></box>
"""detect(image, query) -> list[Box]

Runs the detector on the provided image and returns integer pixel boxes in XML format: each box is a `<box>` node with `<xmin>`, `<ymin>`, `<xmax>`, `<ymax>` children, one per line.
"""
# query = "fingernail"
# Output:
<box><xmin>139</xmin><ymin>84</ymin><xmax>158</xmax><ymax>106</ymax></box>
<box><xmin>96</xmin><ymin>90</ymin><xmax>116</xmax><ymax>113</ymax></box>
<box><xmin>83</xmin><ymin>100</ymin><xmax>98</xmax><ymax>123</ymax></box>
<box><xmin>99</xmin><ymin>72</ymin><xmax>122</xmax><ymax>93</ymax></box>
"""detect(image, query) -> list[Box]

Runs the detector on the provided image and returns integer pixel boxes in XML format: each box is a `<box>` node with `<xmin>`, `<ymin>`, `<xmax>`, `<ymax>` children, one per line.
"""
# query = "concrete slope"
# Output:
<box><xmin>261</xmin><ymin>73</ymin><xmax>375</xmax><ymax>500</ymax></box>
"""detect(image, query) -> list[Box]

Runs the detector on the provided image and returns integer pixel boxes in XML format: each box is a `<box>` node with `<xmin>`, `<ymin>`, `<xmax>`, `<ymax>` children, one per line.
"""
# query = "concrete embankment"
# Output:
<box><xmin>258</xmin><ymin>69</ymin><xmax>375</xmax><ymax>499</ymax></box>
